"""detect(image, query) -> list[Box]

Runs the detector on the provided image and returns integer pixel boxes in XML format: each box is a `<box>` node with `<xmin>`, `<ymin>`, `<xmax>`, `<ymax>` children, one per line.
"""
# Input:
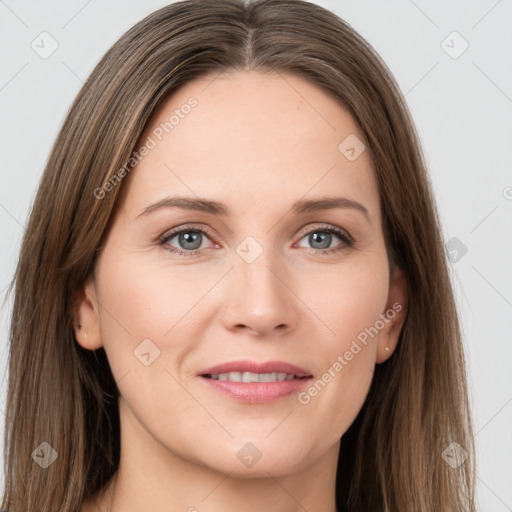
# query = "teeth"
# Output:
<box><xmin>209</xmin><ymin>371</ymin><xmax>296</xmax><ymax>382</ymax></box>
<box><xmin>243</xmin><ymin>371</ymin><xmax>259</xmax><ymax>383</ymax></box>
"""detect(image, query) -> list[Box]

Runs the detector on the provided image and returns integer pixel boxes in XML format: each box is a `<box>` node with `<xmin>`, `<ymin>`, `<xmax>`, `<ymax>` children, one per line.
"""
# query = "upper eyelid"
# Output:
<box><xmin>300</xmin><ymin>224</ymin><xmax>352</xmax><ymax>239</ymax></box>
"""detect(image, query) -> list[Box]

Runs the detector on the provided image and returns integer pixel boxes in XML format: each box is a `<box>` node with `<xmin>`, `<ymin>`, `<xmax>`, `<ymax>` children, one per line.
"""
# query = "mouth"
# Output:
<box><xmin>203</xmin><ymin>371</ymin><xmax>309</xmax><ymax>382</ymax></box>
<box><xmin>198</xmin><ymin>360</ymin><xmax>313</xmax><ymax>403</ymax></box>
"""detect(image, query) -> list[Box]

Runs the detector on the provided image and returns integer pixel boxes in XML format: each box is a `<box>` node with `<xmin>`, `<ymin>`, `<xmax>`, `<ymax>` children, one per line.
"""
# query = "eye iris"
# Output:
<box><xmin>178</xmin><ymin>231</ymin><xmax>202</xmax><ymax>250</ymax></box>
<box><xmin>310</xmin><ymin>231</ymin><xmax>331</xmax><ymax>250</ymax></box>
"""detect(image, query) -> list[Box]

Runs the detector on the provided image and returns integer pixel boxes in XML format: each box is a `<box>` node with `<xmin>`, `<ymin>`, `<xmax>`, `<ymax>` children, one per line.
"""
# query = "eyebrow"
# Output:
<box><xmin>136</xmin><ymin>195</ymin><xmax>371</xmax><ymax>223</ymax></box>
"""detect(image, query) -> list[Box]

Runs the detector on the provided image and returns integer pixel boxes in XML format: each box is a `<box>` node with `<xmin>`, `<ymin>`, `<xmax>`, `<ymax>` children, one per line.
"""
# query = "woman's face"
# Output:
<box><xmin>76</xmin><ymin>70</ymin><xmax>406</xmax><ymax>478</ymax></box>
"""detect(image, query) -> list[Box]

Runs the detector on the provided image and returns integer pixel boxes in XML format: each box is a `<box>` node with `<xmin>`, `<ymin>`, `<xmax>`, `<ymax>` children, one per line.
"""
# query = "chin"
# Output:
<box><xmin>200</xmin><ymin>446</ymin><xmax>314</xmax><ymax>479</ymax></box>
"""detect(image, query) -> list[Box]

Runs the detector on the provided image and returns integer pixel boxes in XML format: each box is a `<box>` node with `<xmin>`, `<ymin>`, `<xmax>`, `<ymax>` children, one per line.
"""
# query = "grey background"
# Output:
<box><xmin>1</xmin><ymin>0</ymin><xmax>511</xmax><ymax>510</ymax></box>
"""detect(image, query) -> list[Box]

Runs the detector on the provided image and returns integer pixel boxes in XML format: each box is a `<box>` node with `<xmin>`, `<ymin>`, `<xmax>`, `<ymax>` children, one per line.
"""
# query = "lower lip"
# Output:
<box><xmin>199</xmin><ymin>376</ymin><xmax>312</xmax><ymax>404</ymax></box>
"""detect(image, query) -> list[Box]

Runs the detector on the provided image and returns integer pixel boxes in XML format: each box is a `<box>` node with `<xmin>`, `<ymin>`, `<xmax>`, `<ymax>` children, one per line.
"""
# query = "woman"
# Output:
<box><xmin>1</xmin><ymin>1</ymin><xmax>477</xmax><ymax>510</ymax></box>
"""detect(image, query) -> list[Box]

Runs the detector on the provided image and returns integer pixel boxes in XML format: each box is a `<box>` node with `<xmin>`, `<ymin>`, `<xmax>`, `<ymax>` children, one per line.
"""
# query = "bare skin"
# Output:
<box><xmin>76</xmin><ymin>70</ymin><xmax>407</xmax><ymax>512</ymax></box>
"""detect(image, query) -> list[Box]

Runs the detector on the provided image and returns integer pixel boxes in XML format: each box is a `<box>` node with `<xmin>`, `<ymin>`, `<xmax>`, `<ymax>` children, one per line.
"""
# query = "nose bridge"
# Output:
<box><xmin>236</xmin><ymin>234</ymin><xmax>285</xmax><ymax>304</ymax></box>
<box><xmin>224</xmin><ymin>233</ymin><xmax>295</xmax><ymax>333</ymax></box>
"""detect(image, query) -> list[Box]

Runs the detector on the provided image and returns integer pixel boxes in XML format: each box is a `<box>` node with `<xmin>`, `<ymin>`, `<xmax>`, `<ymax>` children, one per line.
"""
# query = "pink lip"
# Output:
<box><xmin>198</xmin><ymin>360</ymin><xmax>313</xmax><ymax>404</ymax></box>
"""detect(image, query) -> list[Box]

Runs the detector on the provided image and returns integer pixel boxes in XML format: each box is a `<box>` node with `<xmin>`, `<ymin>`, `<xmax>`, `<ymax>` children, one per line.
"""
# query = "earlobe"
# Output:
<box><xmin>73</xmin><ymin>278</ymin><xmax>103</xmax><ymax>351</ymax></box>
<box><xmin>376</xmin><ymin>264</ymin><xmax>408</xmax><ymax>364</ymax></box>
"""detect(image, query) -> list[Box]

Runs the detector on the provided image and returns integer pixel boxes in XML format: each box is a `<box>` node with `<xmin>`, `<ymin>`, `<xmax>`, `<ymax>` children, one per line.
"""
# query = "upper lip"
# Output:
<box><xmin>199</xmin><ymin>360</ymin><xmax>312</xmax><ymax>378</ymax></box>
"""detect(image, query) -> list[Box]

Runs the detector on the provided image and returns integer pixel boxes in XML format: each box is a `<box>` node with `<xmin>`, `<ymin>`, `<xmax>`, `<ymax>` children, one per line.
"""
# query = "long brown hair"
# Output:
<box><xmin>2</xmin><ymin>1</ymin><xmax>477</xmax><ymax>510</ymax></box>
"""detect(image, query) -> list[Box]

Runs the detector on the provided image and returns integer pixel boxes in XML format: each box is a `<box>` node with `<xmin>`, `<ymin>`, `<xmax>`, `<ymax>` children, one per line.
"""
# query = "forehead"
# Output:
<box><xmin>117</xmin><ymin>70</ymin><xmax>379</xmax><ymax>220</ymax></box>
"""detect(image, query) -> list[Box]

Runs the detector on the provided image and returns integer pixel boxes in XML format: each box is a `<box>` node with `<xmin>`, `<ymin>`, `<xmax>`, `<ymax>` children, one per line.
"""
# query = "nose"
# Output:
<box><xmin>220</xmin><ymin>246</ymin><xmax>299</xmax><ymax>337</ymax></box>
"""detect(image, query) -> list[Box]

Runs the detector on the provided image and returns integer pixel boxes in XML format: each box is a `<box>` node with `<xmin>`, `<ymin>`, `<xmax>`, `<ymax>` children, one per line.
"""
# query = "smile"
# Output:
<box><xmin>198</xmin><ymin>361</ymin><xmax>313</xmax><ymax>403</ymax></box>
<box><xmin>204</xmin><ymin>371</ymin><xmax>299</xmax><ymax>382</ymax></box>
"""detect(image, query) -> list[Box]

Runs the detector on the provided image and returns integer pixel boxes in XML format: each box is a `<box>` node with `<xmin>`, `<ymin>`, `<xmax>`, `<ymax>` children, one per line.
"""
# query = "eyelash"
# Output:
<box><xmin>157</xmin><ymin>223</ymin><xmax>354</xmax><ymax>257</ymax></box>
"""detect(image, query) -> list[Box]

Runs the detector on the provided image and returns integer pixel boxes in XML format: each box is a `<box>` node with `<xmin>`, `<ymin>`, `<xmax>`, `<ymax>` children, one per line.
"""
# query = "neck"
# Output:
<box><xmin>87</xmin><ymin>398</ymin><xmax>340</xmax><ymax>512</ymax></box>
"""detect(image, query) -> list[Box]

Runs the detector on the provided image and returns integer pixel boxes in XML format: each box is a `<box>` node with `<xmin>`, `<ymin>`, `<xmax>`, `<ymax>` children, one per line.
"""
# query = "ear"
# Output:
<box><xmin>375</xmin><ymin>263</ymin><xmax>408</xmax><ymax>364</ymax></box>
<box><xmin>72</xmin><ymin>277</ymin><xmax>103</xmax><ymax>351</ymax></box>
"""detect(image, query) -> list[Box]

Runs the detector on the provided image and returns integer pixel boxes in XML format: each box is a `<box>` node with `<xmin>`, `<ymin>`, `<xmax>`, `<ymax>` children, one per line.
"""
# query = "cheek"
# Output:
<box><xmin>93</xmin><ymin>248</ymin><xmax>203</xmax><ymax>383</ymax></box>
<box><xmin>293</xmin><ymin>257</ymin><xmax>389</xmax><ymax>434</ymax></box>
<box><xmin>297</xmin><ymin>253</ymin><xmax>390</xmax><ymax>347</ymax></box>
<box><xmin>96</xmin><ymin>241</ymin><xmax>215</xmax><ymax>332</ymax></box>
